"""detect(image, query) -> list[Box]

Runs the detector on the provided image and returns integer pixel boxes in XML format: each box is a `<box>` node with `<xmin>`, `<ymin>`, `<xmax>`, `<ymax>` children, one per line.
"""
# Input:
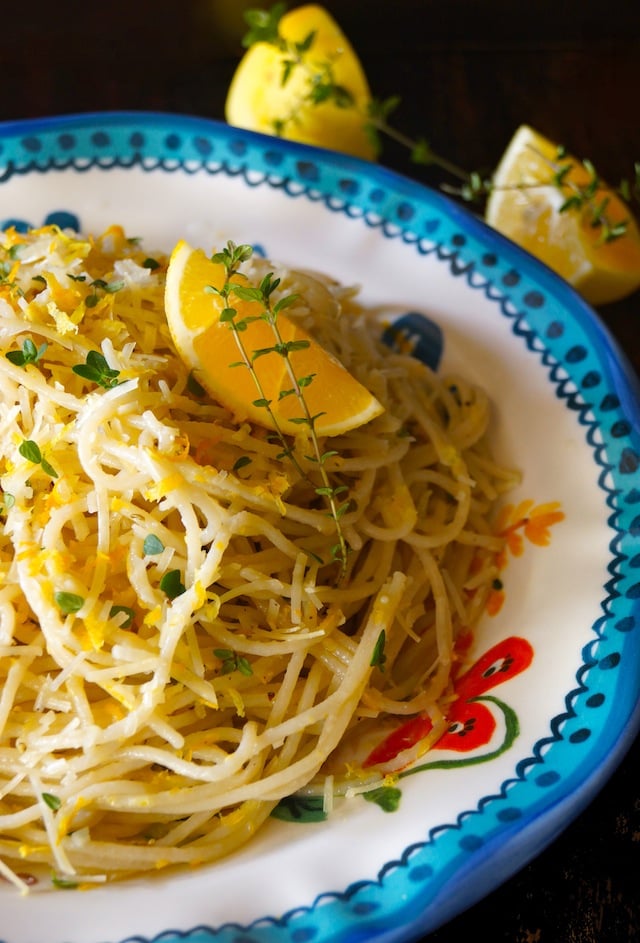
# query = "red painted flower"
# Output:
<box><xmin>363</xmin><ymin>636</ymin><xmax>534</xmax><ymax>767</ymax></box>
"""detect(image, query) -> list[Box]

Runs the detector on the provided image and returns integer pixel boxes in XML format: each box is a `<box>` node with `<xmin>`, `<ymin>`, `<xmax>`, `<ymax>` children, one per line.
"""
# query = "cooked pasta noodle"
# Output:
<box><xmin>0</xmin><ymin>224</ymin><xmax>517</xmax><ymax>890</ymax></box>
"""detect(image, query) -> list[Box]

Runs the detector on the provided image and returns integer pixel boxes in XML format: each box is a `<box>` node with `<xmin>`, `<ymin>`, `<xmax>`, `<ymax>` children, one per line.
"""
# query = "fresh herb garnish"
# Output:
<box><xmin>72</xmin><ymin>350</ymin><xmax>121</xmax><ymax>389</ymax></box>
<box><xmin>186</xmin><ymin>371</ymin><xmax>207</xmax><ymax>397</ymax></box>
<box><xmin>41</xmin><ymin>792</ymin><xmax>62</xmax><ymax>811</ymax></box>
<box><xmin>159</xmin><ymin>569</ymin><xmax>186</xmax><ymax>599</ymax></box>
<box><xmin>84</xmin><ymin>277</ymin><xmax>125</xmax><ymax>309</ymax></box>
<box><xmin>232</xmin><ymin>455</ymin><xmax>252</xmax><ymax>472</ymax></box>
<box><xmin>18</xmin><ymin>439</ymin><xmax>58</xmax><ymax>478</ymax></box>
<box><xmin>109</xmin><ymin>604</ymin><xmax>136</xmax><ymax>628</ymax></box>
<box><xmin>214</xmin><ymin>648</ymin><xmax>253</xmax><ymax>676</ymax></box>
<box><xmin>0</xmin><ymin>492</ymin><xmax>15</xmax><ymax>512</ymax></box>
<box><xmin>51</xmin><ymin>875</ymin><xmax>78</xmax><ymax>890</ymax></box>
<box><xmin>370</xmin><ymin>629</ymin><xmax>387</xmax><ymax>671</ymax></box>
<box><xmin>6</xmin><ymin>337</ymin><xmax>48</xmax><ymax>368</ymax></box>
<box><xmin>143</xmin><ymin>534</ymin><xmax>165</xmax><ymax>556</ymax></box>
<box><xmin>242</xmin><ymin>5</ymin><xmax>639</xmax><ymax>242</ymax></box>
<box><xmin>210</xmin><ymin>240</ymin><xmax>350</xmax><ymax>579</ymax></box>
<box><xmin>54</xmin><ymin>591</ymin><xmax>85</xmax><ymax>614</ymax></box>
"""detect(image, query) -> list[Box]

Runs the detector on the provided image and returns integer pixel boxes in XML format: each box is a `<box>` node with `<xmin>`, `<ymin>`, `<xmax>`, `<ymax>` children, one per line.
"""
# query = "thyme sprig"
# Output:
<box><xmin>241</xmin><ymin>5</ymin><xmax>638</xmax><ymax>243</ymax></box>
<box><xmin>207</xmin><ymin>240</ymin><xmax>350</xmax><ymax>578</ymax></box>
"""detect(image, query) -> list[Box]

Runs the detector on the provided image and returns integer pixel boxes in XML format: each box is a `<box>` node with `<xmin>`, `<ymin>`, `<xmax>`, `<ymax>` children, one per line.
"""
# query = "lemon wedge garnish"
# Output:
<box><xmin>164</xmin><ymin>240</ymin><xmax>384</xmax><ymax>437</ymax></box>
<box><xmin>225</xmin><ymin>4</ymin><xmax>375</xmax><ymax>160</ymax></box>
<box><xmin>485</xmin><ymin>124</ymin><xmax>640</xmax><ymax>305</ymax></box>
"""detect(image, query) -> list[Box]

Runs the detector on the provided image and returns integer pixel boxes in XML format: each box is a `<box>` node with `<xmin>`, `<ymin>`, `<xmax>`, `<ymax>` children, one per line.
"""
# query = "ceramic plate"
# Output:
<box><xmin>1</xmin><ymin>113</ymin><xmax>639</xmax><ymax>943</ymax></box>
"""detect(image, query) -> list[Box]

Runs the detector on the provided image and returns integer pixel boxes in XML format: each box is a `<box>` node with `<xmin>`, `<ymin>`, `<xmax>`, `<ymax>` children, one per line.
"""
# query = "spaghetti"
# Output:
<box><xmin>0</xmin><ymin>224</ymin><xmax>517</xmax><ymax>890</ymax></box>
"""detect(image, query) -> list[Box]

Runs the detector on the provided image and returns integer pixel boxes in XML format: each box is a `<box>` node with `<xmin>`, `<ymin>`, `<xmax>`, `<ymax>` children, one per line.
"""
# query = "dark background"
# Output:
<box><xmin>3</xmin><ymin>2</ymin><xmax>639</xmax><ymax>941</ymax></box>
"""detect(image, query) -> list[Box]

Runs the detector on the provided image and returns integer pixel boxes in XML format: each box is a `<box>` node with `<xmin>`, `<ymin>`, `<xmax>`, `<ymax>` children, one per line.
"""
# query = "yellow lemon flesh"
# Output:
<box><xmin>225</xmin><ymin>4</ymin><xmax>375</xmax><ymax>160</ymax></box>
<box><xmin>485</xmin><ymin>124</ymin><xmax>640</xmax><ymax>305</ymax></box>
<box><xmin>164</xmin><ymin>240</ymin><xmax>384</xmax><ymax>437</ymax></box>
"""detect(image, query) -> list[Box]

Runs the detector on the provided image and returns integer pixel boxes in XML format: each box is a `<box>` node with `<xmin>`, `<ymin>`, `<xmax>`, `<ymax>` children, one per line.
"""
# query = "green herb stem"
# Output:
<box><xmin>242</xmin><ymin>5</ymin><xmax>638</xmax><ymax>242</ymax></box>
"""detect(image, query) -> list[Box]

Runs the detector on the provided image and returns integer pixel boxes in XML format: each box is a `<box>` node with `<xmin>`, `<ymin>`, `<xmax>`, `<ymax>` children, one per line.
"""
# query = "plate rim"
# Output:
<box><xmin>0</xmin><ymin>110</ymin><xmax>639</xmax><ymax>943</ymax></box>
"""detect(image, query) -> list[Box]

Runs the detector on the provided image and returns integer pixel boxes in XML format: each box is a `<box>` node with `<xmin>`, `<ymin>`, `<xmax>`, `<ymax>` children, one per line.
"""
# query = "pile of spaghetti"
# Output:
<box><xmin>0</xmin><ymin>224</ymin><xmax>516</xmax><ymax>890</ymax></box>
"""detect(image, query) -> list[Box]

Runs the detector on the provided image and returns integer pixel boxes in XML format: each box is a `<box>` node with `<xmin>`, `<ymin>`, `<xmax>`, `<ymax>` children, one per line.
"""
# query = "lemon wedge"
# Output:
<box><xmin>164</xmin><ymin>240</ymin><xmax>384</xmax><ymax>437</ymax></box>
<box><xmin>485</xmin><ymin>124</ymin><xmax>640</xmax><ymax>305</ymax></box>
<box><xmin>225</xmin><ymin>4</ymin><xmax>375</xmax><ymax>160</ymax></box>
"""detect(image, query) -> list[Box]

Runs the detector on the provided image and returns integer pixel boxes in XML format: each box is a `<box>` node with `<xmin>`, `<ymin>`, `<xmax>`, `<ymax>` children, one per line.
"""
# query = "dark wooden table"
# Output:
<box><xmin>4</xmin><ymin>2</ymin><xmax>639</xmax><ymax>941</ymax></box>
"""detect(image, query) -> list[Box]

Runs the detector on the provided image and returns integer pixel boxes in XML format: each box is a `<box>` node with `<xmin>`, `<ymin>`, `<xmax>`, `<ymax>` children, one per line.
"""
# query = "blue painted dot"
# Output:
<box><xmin>536</xmin><ymin>770</ymin><xmax>560</xmax><ymax>787</ymax></box>
<box><xmin>611</xmin><ymin>419</ymin><xmax>632</xmax><ymax>438</ymax></box>
<box><xmin>339</xmin><ymin>178</ymin><xmax>359</xmax><ymax>196</ymax></box>
<box><xmin>569</xmin><ymin>727</ymin><xmax>591</xmax><ymax>744</ymax></box>
<box><xmin>482</xmin><ymin>253</ymin><xmax>498</xmax><ymax>266</ymax></box>
<box><xmin>524</xmin><ymin>290</ymin><xmax>545</xmax><ymax>308</ymax></box>
<box><xmin>630</xmin><ymin>515</ymin><xmax>640</xmax><ymax>537</ymax></box>
<box><xmin>586</xmin><ymin>693</ymin><xmax>605</xmax><ymax>707</ymax></box>
<box><xmin>452</xmin><ymin>233</ymin><xmax>466</xmax><ymax>247</ymax></box>
<box><xmin>165</xmin><ymin>133</ymin><xmax>181</xmax><ymax>150</ymax></box>
<box><xmin>369</xmin><ymin>187</ymin><xmax>385</xmax><ymax>203</ymax></box>
<box><xmin>352</xmin><ymin>901</ymin><xmax>379</xmax><ymax>915</ymax></box>
<box><xmin>546</xmin><ymin>321</ymin><xmax>564</xmax><ymax>338</ymax></box>
<box><xmin>566</xmin><ymin>345</ymin><xmax>587</xmax><ymax>363</ymax></box>
<box><xmin>630</xmin><ymin>553</ymin><xmax>640</xmax><ymax>568</ymax></box>
<box><xmin>229</xmin><ymin>139</ymin><xmax>246</xmax><ymax>155</ymax></box>
<box><xmin>620</xmin><ymin>448</ymin><xmax>639</xmax><ymax>474</ymax></box>
<box><xmin>600</xmin><ymin>393</ymin><xmax>620</xmax><ymax>411</ymax></box>
<box><xmin>382</xmin><ymin>312</ymin><xmax>443</xmax><ymax>371</ymax></box>
<box><xmin>581</xmin><ymin>370</ymin><xmax>601</xmax><ymax>388</ymax></box>
<box><xmin>91</xmin><ymin>131</ymin><xmax>110</xmax><ymax>147</ymax></box>
<box><xmin>129</xmin><ymin>131</ymin><xmax>145</xmax><ymax>148</ymax></box>
<box><xmin>21</xmin><ymin>136</ymin><xmax>42</xmax><ymax>153</ymax></box>
<box><xmin>57</xmin><ymin>133</ymin><xmax>76</xmax><ymax>150</ymax></box>
<box><xmin>615</xmin><ymin>615</ymin><xmax>635</xmax><ymax>632</ymax></box>
<box><xmin>408</xmin><ymin>863</ymin><xmax>434</xmax><ymax>881</ymax></box>
<box><xmin>502</xmin><ymin>269</ymin><xmax>520</xmax><ymax>286</ymax></box>
<box><xmin>194</xmin><ymin>137</ymin><xmax>213</xmax><ymax>156</ymax></box>
<box><xmin>264</xmin><ymin>149</ymin><xmax>283</xmax><ymax>166</ymax></box>
<box><xmin>626</xmin><ymin>488</ymin><xmax>640</xmax><ymax>504</ymax></box>
<box><xmin>497</xmin><ymin>807</ymin><xmax>522</xmax><ymax>823</ymax></box>
<box><xmin>1</xmin><ymin>218</ymin><xmax>31</xmax><ymax>232</ymax></box>
<box><xmin>296</xmin><ymin>161</ymin><xmax>319</xmax><ymax>182</ymax></box>
<box><xmin>459</xmin><ymin>834</ymin><xmax>483</xmax><ymax>852</ymax></box>
<box><xmin>397</xmin><ymin>202</ymin><xmax>415</xmax><ymax>221</ymax></box>
<box><xmin>626</xmin><ymin>582</ymin><xmax>640</xmax><ymax>599</ymax></box>
<box><xmin>292</xmin><ymin>928</ymin><xmax>317</xmax><ymax>942</ymax></box>
<box><xmin>599</xmin><ymin>652</ymin><xmax>621</xmax><ymax>670</ymax></box>
<box><xmin>424</xmin><ymin>218</ymin><xmax>440</xmax><ymax>234</ymax></box>
<box><xmin>44</xmin><ymin>211</ymin><xmax>80</xmax><ymax>231</ymax></box>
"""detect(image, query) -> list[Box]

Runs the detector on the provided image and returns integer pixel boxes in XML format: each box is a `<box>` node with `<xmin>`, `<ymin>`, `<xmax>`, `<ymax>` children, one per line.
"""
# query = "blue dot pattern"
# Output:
<box><xmin>0</xmin><ymin>113</ymin><xmax>638</xmax><ymax>943</ymax></box>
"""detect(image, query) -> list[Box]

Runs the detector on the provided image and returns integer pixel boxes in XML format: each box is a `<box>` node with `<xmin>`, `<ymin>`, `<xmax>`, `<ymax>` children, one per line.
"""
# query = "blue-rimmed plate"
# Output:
<box><xmin>1</xmin><ymin>112</ymin><xmax>639</xmax><ymax>943</ymax></box>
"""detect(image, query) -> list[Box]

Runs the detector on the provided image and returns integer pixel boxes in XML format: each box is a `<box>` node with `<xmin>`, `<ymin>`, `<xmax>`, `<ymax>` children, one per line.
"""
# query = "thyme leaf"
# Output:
<box><xmin>6</xmin><ymin>337</ymin><xmax>48</xmax><ymax>368</ymax></box>
<box><xmin>54</xmin><ymin>592</ymin><xmax>85</xmax><ymax>614</ymax></box>
<box><xmin>19</xmin><ymin>439</ymin><xmax>58</xmax><ymax>478</ymax></box>
<box><xmin>72</xmin><ymin>350</ymin><xmax>121</xmax><ymax>389</ymax></box>
<box><xmin>214</xmin><ymin>648</ymin><xmax>253</xmax><ymax>676</ymax></box>
<box><xmin>160</xmin><ymin>569</ymin><xmax>186</xmax><ymax>599</ymax></box>
<box><xmin>212</xmin><ymin>239</ymin><xmax>351</xmax><ymax>580</ymax></box>
<box><xmin>143</xmin><ymin>534</ymin><xmax>165</xmax><ymax>556</ymax></box>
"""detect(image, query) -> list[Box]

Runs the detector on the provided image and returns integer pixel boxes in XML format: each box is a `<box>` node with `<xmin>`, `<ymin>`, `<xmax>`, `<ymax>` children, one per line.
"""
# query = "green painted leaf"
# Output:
<box><xmin>271</xmin><ymin>794</ymin><xmax>327</xmax><ymax>823</ymax></box>
<box><xmin>363</xmin><ymin>785</ymin><xmax>402</xmax><ymax>813</ymax></box>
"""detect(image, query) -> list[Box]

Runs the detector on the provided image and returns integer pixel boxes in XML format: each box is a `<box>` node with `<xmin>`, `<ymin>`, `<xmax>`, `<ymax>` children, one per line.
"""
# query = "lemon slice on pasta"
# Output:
<box><xmin>164</xmin><ymin>239</ymin><xmax>384</xmax><ymax>436</ymax></box>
